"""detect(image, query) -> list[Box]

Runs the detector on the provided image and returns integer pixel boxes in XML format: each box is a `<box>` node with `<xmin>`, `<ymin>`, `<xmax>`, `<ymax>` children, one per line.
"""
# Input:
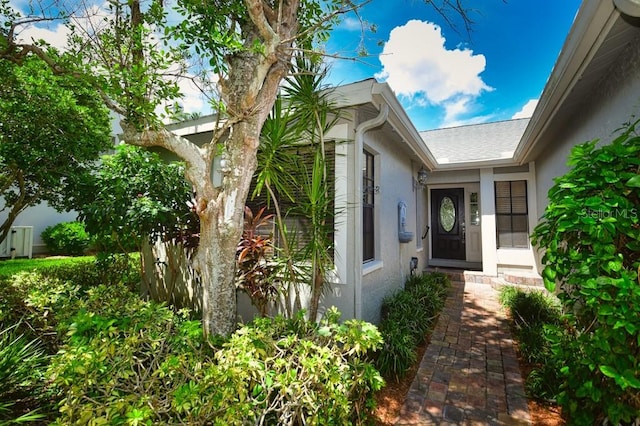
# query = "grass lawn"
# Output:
<box><xmin>0</xmin><ymin>256</ymin><xmax>95</xmax><ymax>278</ymax></box>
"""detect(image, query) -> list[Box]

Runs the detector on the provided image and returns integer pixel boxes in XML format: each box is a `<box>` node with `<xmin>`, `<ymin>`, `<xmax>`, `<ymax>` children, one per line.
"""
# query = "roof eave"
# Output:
<box><xmin>371</xmin><ymin>83</ymin><xmax>439</xmax><ymax>170</ymax></box>
<box><xmin>432</xmin><ymin>157</ymin><xmax>520</xmax><ymax>171</ymax></box>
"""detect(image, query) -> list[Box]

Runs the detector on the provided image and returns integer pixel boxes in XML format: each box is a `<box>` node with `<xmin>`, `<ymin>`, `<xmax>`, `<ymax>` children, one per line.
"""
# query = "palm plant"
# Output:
<box><xmin>253</xmin><ymin>53</ymin><xmax>343</xmax><ymax>320</ymax></box>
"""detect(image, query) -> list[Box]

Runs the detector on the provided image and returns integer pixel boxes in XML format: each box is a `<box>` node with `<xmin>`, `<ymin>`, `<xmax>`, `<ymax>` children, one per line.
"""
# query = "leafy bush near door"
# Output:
<box><xmin>531</xmin><ymin>119</ymin><xmax>640</xmax><ymax>424</ymax></box>
<box><xmin>375</xmin><ymin>272</ymin><xmax>450</xmax><ymax>380</ymax></box>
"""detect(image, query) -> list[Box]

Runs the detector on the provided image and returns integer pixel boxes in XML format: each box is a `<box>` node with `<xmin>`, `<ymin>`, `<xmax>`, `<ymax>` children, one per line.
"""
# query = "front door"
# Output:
<box><xmin>431</xmin><ymin>188</ymin><xmax>465</xmax><ymax>260</ymax></box>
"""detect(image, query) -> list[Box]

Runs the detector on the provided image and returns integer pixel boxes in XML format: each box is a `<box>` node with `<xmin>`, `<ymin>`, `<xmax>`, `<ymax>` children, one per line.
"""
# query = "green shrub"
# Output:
<box><xmin>376</xmin><ymin>272</ymin><xmax>450</xmax><ymax>381</ymax></box>
<box><xmin>2</xmin><ymin>254</ymin><xmax>382</xmax><ymax>425</ymax></box>
<box><xmin>0</xmin><ymin>259</ymin><xmax>139</xmax><ymax>350</ymax></box>
<box><xmin>375</xmin><ymin>321</ymin><xmax>417</xmax><ymax>380</ymax></box>
<box><xmin>503</xmin><ymin>289</ymin><xmax>561</xmax><ymax>329</ymax></box>
<box><xmin>41</xmin><ymin>221</ymin><xmax>92</xmax><ymax>256</ymax></box>
<box><xmin>49</xmin><ymin>300</ymin><xmax>383</xmax><ymax>425</ymax></box>
<box><xmin>531</xmin><ymin>120</ymin><xmax>640</xmax><ymax>424</ymax></box>
<box><xmin>499</xmin><ymin>287</ymin><xmax>564</xmax><ymax>398</ymax></box>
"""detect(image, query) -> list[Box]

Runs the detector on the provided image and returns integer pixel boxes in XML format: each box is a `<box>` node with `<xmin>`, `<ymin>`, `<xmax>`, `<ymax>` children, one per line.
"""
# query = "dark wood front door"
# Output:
<box><xmin>431</xmin><ymin>188</ymin><xmax>465</xmax><ymax>260</ymax></box>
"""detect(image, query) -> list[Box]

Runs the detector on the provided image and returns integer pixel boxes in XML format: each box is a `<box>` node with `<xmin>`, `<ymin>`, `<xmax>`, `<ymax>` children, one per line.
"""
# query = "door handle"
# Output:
<box><xmin>461</xmin><ymin>221</ymin><xmax>466</xmax><ymax>244</ymax></box>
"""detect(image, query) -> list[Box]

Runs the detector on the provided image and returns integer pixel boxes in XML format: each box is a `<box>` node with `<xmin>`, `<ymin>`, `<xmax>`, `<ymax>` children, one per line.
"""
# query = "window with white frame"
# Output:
<box><xmin>495</xmin><ymin>180</ymin><xmax>529</xmax><ymax>248</ymax></box>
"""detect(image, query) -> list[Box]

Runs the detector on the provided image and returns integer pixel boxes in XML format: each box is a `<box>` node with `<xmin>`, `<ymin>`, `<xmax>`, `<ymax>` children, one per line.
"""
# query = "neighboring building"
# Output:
<box><xmin>3</xmin><ymin>0</ymin><xmax>639</xmax><ymax>326</ymax></box>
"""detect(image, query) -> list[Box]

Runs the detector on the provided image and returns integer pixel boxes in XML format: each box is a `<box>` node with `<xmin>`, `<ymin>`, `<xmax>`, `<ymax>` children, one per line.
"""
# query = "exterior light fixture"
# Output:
<box><xmin>412</xmin><ymin>166</ymin><xmax>429</xmax><ymax>191</ymax></box>
<box><xmin>417</xmin><ymin>167</ymin><xmax>429</xmax><ymax>186</ymax></box>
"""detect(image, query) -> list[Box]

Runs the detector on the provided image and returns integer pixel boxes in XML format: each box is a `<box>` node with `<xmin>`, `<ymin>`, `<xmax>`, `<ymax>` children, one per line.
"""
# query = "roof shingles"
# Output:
<box><xmin>419</xmin><ymin>118</ymin><xmax>530</xmax><ymax>165</ymax></box>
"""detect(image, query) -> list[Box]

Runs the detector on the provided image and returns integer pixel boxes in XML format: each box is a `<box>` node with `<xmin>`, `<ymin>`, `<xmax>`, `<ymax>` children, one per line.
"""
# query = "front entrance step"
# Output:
<box><xmin>423</xmin><ymin>267</ymin><xmax>545</xmax><ymax>290</ymax></box>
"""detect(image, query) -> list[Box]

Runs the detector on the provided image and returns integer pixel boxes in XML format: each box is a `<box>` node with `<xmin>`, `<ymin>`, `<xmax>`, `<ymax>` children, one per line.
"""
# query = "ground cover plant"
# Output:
<box><xmin>0</xmin><ymin>257</ymin><xmax>385</xmax><ymax>424</ymax></box>
<box><xmin>532</xmin><ymin>119</ymin><xmax>640</xmax><ymax>424</ymax></box>
<box><xmin>375</xmin><ymin>272</ymin><xmax>450</xmax><ymax>380</ymax></box>
<box><xmin>499</xmin><ymin>287</ymin><xmax>564</xmax><ymax>403</ymax></box>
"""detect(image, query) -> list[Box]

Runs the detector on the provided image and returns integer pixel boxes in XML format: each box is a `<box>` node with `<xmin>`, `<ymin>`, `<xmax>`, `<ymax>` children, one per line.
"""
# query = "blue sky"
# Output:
<box><xmin>9</xmin><ymin>0</ymin><xmax>583</xmax><ymax>130</ymax></box>
<box><xmin>325</xmin><ymin>0</ymin><xmax>583</xmax><ymax>130</ymax></box>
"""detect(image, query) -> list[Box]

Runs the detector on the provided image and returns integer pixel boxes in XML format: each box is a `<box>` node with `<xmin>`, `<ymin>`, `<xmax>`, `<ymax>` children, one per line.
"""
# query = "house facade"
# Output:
<box><xmin>3</xmin><ymin>0</ymin><xmax>639</xmax><ymax>326</ymax></box>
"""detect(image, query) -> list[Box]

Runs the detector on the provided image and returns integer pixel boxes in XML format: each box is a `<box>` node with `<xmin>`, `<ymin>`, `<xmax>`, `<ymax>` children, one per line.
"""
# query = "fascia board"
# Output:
<box><xmin>370</xmin><ymin>83</ymin><xmax>439</xmax><ymax>170</ymax></box>
<box><xmin>166</xmin><ymin>114</ymin><xmax>219</xmax><ymax>136</ymax></box>
<box><xmin>430</xmin><ymin>158</ymin><xmax>520</xmax><ymax>171</ymax></box>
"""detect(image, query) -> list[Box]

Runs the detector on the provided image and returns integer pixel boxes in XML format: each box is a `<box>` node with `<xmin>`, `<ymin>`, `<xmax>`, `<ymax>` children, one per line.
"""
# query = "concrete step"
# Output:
<box><xmin>424</xmin><ymin>267</ymin><xmax>545</xmax><ymax>291</ymax></box>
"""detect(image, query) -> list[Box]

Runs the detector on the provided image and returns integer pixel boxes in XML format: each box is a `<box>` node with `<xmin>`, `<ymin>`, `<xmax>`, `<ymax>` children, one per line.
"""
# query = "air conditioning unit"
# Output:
<box><xmin>0</xmin><ymin>226</ymin><xmax>33</xmax><ymax>259</ymax></box>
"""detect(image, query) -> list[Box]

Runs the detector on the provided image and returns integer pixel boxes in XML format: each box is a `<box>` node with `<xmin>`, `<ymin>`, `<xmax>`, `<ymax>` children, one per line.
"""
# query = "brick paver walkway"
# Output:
<box><xmin>395</xmin><ymin>280</ymin><xmax>531</xmax><ymax>425</ymax></box>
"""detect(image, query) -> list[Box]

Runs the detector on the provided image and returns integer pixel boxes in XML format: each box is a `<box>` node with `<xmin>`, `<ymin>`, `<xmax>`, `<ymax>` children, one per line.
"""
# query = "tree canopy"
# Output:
<box><xmin>1</xmin><ymin>0</ymin><xmax>475</xmax><ymax>336</ymax></box>
<box><xmin>0</xmin><ymin>54</ymin><xmax>112</xmax><ymax>243</ymax></box>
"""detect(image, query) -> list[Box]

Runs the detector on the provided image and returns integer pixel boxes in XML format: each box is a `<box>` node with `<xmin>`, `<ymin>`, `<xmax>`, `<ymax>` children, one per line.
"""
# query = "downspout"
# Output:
<box><xmin>353</xmin><ymin>103</ymin><xmax>389</xmax><ymax>320</ymax></box>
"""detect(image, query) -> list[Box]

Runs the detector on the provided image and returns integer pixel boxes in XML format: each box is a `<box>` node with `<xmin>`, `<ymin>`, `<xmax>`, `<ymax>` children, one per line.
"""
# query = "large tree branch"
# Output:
<box><xmin>120</xmin><ymin>123</ymin><xmax>209</xmax><ymax>192</ymax></box>
<box><xmin>244</xmin><ymin>0</ymin><xmax>278</xmax><ymax>42</ymax></box>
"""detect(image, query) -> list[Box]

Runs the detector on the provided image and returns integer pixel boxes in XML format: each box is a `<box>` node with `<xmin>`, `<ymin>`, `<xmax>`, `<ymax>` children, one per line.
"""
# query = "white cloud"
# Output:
<box><xmin>375</xmin><ymin>20</ymin><xmax>492</xmax><ymax>122</ymax></box>
<box><xmin>340</xmin><ymin>17</ymin><xmax>361</xmax><ymax>31</ymax></box>
<box><xmin>14</xmin><ymin>22</ymin><xmax>70</xmax><ymax>50</ymax></box>
<box><xmin>512</xmin><ymin>99</ymin><xmax>538</xmax><ymax>119</ymax></box>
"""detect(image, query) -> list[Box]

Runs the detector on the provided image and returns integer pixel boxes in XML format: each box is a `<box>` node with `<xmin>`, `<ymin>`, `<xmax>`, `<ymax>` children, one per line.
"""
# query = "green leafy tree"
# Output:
<box><xmin>79</xmin><ymin>145</ymin><xmax>196</xmax><ymax>255</ymax></box>
<box><xmin>531</xmin><ymin>119</ymin><xmax>640</xmax><ymax>424</ymax></box>
<box><xmin>0</xmin><ymin>55</ymin><xmax>112</xmax><ymax>244</ymax></box>
<box><xmin>2</xmin><ymin>0</ymin><xmax>475</xmax><ymax>336</ymax></box>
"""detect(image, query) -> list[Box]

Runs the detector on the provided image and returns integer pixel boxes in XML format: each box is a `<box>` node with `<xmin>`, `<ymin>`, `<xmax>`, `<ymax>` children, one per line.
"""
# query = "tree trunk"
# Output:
<box><xmin>0</xmin><ymin>171</ymin><xmax>33</xmax><ymax>244</ymax></box>
<box><xmin>193</xmin><ymin>211</ymin><xmax>240</xmax><ymax>336</ymax></box>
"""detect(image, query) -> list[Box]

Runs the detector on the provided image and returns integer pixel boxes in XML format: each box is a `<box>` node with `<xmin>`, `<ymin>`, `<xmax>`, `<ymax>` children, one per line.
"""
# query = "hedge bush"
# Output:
<box><xmin>0</xmin><ymin>258</ymin><xmax>139</xmax><ymax>351</ymax></box>
<box><xmin>532</xmin><ymin>120</ymin><xmax>640</xmax><ymax>424</ymax></box>
<box><xmin>48</xmin><ymin>300</ymin><xmax>383</xmax><ymax>425</ymax></box>
<box><xmin>41</xmin><ymin>221</ymin><xmax>92</xmax><ymax>256</ymax></box>
<box><xmin>1</xmin><ymin>260</ymin><xmax>384</xmax><ymax>424</ymax></box>
<box><xmin>375</xmin><ymin>272</ymin><xmax>450</xmax><ymax>380</ymax></box>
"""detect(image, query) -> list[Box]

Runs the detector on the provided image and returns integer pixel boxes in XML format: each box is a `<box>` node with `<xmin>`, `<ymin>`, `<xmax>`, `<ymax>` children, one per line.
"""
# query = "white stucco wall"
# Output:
<box><xmin>535</xmin><ymin>33</ymin><xmax>640</xmax><ymax>220</ymax></box>
<box><xmin>359</xmin><ymin>126</ymin><xmax>423</xmax><ymax>324</ymax></box>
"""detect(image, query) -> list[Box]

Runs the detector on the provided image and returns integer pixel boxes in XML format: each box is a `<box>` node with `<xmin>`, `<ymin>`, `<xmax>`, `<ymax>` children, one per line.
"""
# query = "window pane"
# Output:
<box><xmin>512</xmin><ymin>215</ymin><xmax>529</xmax><ymax>233</ymax></box>
<box><xmin>363</xmin><ymin>150</ymin><xmax>375</xmax><ymax>262</ymax></box>
<box><xmin>512</xmin><ymin>232</ymin><xmax>529</xmax><ymax>248</ymax></box>
<box><xmin>496</xmin><ymin>197</ymin><xmax>512</xmax><ymax>214</ymax></box>
<box><xmin>440</xmin><ymin>196</ymin><xmax>456</xmax><ymax>232</ymax></box>
<box><xmin>497</xmin><ymin>231</ymin><xmax>512</xmax><ymax>248</ymax></box>
<box><xmin>495</xmin><ymin>181</ymin><xmax>511</xmax><ymax>197</ymax></box>
<box><xmin>511</xmin><ymin>180</ymin><xmax>527</xmax><ymax>196</ymax></box>
<box><xmin>512</xmin><ymin>197</ymin><xmax>527</xmax><ymax>214</ymax></box>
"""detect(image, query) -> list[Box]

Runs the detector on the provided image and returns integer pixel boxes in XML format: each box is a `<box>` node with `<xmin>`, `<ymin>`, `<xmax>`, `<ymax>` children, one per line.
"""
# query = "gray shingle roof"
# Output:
<box><xmin>419</xmin><ymin>118</ymin><xmax>530</xmax><ymax>164</ymax></box>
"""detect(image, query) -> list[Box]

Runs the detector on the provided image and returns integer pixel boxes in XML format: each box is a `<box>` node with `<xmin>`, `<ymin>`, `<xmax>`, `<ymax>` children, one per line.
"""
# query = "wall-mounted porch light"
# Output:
<box><xmin>417</xmin><ymin>167</ymin><xmax>429</xmax><ymax>186</ymax></box>
<box><xmin>413</xmin><ymin>167</ymin><xmax>429</xmax><ymax>191</ymax></box>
